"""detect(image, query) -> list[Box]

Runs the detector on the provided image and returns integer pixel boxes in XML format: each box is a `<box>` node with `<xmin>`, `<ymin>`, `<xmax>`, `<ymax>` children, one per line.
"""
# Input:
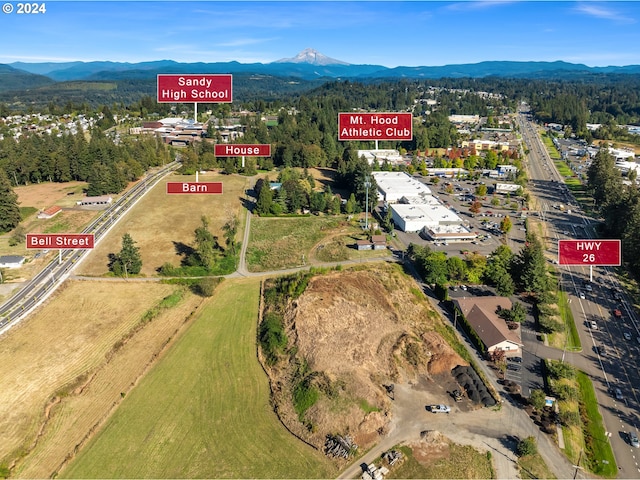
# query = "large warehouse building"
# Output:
<box><xmin>373</xmin><ymin>171</ymin><xmax>432</xmax><ymax>203</ymax></box>
<box><xmin>372</xmin><ymin>171</ymin><xmax>476</xmax><ymax>241</ymax></box>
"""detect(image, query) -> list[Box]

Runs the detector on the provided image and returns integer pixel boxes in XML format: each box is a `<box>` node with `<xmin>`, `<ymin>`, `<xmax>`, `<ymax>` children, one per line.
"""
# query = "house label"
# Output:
<box><xmin>214</xmin><ymin>144</ymin><xmax>271</xmax><ymax>157</ymax></box>
<box><xmin>338</xmin><ymin>112</ymin><xmax>413</xmax><ymax>140</ymax></box>
<box><xmin>157</xmin><ymin>74</ymin><xmax>232</xmax><ymax>103</ymax></box>
<box><xmin>166</xmin><ymin>182</ymin><xmax>223</xmax><ymax>194</ymax></box>
<box><xmin>26</xmin><ymin>234</ymin><xmax>95</xmax><ymax>249</ymax></box>
<box><xmin>558</xmin><ymin>239</ymin><xmax>621</xmax><ymax>266</ymax></box>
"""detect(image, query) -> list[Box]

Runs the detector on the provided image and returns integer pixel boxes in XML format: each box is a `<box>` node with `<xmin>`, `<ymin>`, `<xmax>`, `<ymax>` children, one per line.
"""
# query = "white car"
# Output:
<box><xmin>429</xmin><ymin>404</ymin><xmax>451</xmax><ymax>414</ymax></box>
<box><xmin>589</xmin><ymin>321</ymin><xmax>598</xmax><ymax>330</ymax></box>
<box><xmin>579</xmin><ymin>292</ymin><xmax>585</xmax><ymax>299</ymax></box>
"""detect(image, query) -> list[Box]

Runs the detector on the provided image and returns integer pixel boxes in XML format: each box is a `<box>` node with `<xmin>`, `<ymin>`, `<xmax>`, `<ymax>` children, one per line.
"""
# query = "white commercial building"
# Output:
<box><xmin>390</xmin><ymin>204</ymin><xmax>454</xmax><ymax>232</ymax></box>
<box><xmin>358</xmin><ymin>149</ymin><xmax>404</xmax><ymax>166</ymax></box>
<box><xmin>373</xmin><ymin>171</ymin><xmax>475</xmax><ymax>240</ymax></box>
<box><xmin>372</xmin><ymin>171</ymin><xmax>432</xmax><ymax>203</ymax></box>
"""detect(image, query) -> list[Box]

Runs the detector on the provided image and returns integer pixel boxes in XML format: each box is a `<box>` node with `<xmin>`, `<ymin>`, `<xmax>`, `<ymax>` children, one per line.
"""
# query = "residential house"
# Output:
<box><xmin>452</xmin><ymin>296</ymin><xmax>523</xmax><ymax>356</ymax></box>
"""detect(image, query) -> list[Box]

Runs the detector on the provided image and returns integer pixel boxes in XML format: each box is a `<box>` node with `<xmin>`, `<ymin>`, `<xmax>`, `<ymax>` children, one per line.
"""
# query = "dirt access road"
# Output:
<box><xmin>338</xmin><ymin>380</ymin><xmax>577</xmax><ymax>479</ymax></box>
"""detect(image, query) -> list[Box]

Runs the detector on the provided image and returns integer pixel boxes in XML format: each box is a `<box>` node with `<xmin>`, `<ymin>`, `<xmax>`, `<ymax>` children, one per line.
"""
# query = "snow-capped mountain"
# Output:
<box><xmin>274</xmin><ymin>48</ymin><xmax>349</xmax><ymax>66</ymax></box>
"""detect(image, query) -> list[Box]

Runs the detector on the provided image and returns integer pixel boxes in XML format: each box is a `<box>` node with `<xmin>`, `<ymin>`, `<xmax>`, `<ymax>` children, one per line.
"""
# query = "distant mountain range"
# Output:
<box><xmin>2</xmin><ymin>48</ymin><xmax>640</xmax><ymax>104</ymax></box>
<box><xmin>6</xmin><ymin>48</ymin><xmax>640</xmax><ymax>84</ymax></box>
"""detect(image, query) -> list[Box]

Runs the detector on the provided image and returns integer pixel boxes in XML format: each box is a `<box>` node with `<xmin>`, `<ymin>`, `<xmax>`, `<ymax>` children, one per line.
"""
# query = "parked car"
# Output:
<box><xmin>623</xmin><ymin>332</ymin><xmax>632</xmax><ymax>341</ymax></box>
<box><xmin>594</xmin><ymin>345</ymin><xmax>606</xmax><ymax>356</ymax></box>
<box><xmin>506</xmin><ymin>363</ymin><xmax>521</xmax><ymax>371</ymax></box>
<box><xmin>579</xmin><ymin>291</ymin><xmax>585</xmax><ymax>299</ymax></box>
<box><xmin>589</xmin><ymin>321</ymin><xmax>598</xmax><ymax>330</ymax></box>
<box><xmin>629</xmin><ymin>431</ymin><xmax>640</xmax><ymax>448</ymax></box>
<box><xmin>507</xmin><ymin>356</ymin><xmax>522</xmax><ymax>363</ymax></box>
<box><xmin>428</xmin><ymin>404</ymin><xmax>451</xmax><ymax>414</ymax></box>
<box><xmin>613</xmin><ymin>308</ymin><xmax>622</xmax><ymax>318</ymax></box>
<box><xmin>614</xmin><ymin>388</ymin><xmax>624</xmax><ymax>401</ymax></box>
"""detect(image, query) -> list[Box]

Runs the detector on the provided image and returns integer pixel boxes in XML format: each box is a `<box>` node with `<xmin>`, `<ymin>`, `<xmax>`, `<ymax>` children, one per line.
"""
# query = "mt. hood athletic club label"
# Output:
<box><xmin>338</xmin><ymin>112</ymin><xmax>412</xmax><ymax>140</ymax></box>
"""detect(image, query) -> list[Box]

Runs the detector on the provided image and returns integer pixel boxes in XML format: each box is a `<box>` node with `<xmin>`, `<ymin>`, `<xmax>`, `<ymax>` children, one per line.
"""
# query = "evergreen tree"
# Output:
<box><xmin>255</xmin><ymin>182</ymin><xmax>274</xmax><ymax>215</ymax></box>
<box><xmin>514</xmin><ymin>234</ymin><xmax>549</xmax><ymax>298</ymax></box>
<box><xmin>192</xmin><ymin>216</ymin><xmax>219</xmax><ymax>269</ymax></box>
<box><xmin>587</xmin><ymin>149</ymin><xmax>621</xmax><ymax>209</ymax></box>
<box><xmin>0</xmin><ymin>170</ymin><xmax>21</xmax><ymax>233</ymax></box>
<box><xmin>110</xmin><ymin>233</ymin><xmax>142</xmax><ymax>276</ymax></box>
<box><xmin>222</xmin><ymin>216</ymin><xmax>239</xmax><ymax>255</ymax></box>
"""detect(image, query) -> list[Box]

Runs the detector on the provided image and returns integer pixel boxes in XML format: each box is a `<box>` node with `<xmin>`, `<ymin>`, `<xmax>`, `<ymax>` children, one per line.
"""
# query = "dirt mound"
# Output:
<box><xmin>264</xmin><ymin>265</ymin><xmax>468</xmax><ymax>452</ymax></box>
<box><xmin>411</xmin><ymin>430</ymin><xmax>451</xmax><ymax>464</ymax></box>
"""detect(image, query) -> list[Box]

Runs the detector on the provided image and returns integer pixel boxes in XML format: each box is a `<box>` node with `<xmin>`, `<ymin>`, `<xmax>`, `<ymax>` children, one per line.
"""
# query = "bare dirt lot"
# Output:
<box><xmin>264</xmin><ymin>264</ymin><xmax>472</xmax><ymax>454</ymax></box>
<box><xmin>77</xmin><ymin>173</ymin><xmax>250</xmax><ymax>276</ymax></box>
<box><xmin>14</xmin><ymin>181</ymin><xmax>87</xmax><ymax>211</ymax></box>
<box><xmin>0</xmin><ymin>280</ymin><xmax>203</xmax><ymax>477</ymax></box>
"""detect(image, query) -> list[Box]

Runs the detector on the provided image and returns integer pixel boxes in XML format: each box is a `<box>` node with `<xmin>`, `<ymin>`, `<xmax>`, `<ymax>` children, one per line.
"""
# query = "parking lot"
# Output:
<box><xmin>391</xmin><ymin>176</ymin><xmax>530</xmax><ymax>257</ymax></box>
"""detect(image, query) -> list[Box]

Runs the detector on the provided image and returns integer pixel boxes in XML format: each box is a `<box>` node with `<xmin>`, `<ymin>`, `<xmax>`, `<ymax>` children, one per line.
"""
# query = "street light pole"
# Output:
<box><xmin>364</xmin><ymin>175</ymin><xmax>372</xmax><ymax>231</ymax></box>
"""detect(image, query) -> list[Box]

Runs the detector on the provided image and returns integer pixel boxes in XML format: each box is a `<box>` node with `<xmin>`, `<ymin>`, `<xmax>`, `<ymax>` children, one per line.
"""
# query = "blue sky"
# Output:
<box><xmin>1</xmin><ymin>1</ymin><xmax>640</xmax><ymax>67</ymax></box>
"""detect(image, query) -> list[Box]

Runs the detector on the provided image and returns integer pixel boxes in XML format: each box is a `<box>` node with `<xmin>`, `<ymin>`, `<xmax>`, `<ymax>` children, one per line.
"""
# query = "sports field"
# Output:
<box><xmin>61</xmin><ymin>278</ymin><xmax>338</xmax><ymax>478</ymax></box>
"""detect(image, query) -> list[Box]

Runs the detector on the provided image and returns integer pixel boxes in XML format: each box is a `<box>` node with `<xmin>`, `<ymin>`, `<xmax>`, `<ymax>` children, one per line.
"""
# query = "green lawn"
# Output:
<box><xmin>541</xmin><ymin>135</ymin><xmax>561</xmax><ymax>160</ymax></box>
<box><xmin>61</xmin><ymin>278</ymin><xmax>337</xmax><ymax>479</ymax></box>
<box><xmin>575</xmin><ymin>371</ymin><xmax>617</xmax><ymax>477</ymax></box>
<box><xmin>550</xmin><ymin>290</ymin><xmax>581</xmax><ymax>351</ymax></box>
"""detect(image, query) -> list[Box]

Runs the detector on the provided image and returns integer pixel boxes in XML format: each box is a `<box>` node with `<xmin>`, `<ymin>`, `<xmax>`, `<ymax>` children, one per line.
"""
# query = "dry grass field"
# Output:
<box><xmin>0</xmin><ymin>280</ymin><xmax>201</xmax><ymax>477</ymax></box>
<box><xmin>61</xmin><ymin>278</ymin><xmax>337</xmax><ymax>479</ymax></box>
<box><xmin>14</xmin><ymin>181</ymin><xmax>87</xmax><ymax>211</ymax></box>
<box><xmin>77</xmin><ymin>172</ymin><xmax>250</xmax><ymax>277</ymax></box>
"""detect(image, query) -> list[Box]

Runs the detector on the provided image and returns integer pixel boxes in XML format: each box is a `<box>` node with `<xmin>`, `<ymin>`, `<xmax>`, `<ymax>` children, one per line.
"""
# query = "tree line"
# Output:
<box><xmin>587</xmin><ymin>148</ymin><xmax>640</xmax><ymax>277</ymax></box>
<box><xmin>0</xmin><ymin>128</ymin><xmax>171</xmax><ymax>193</ymax></box>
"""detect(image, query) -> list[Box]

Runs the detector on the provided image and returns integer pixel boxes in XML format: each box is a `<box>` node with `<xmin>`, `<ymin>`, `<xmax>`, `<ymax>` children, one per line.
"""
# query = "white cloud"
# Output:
<box><xmin>574</xmin><ymin>2</ymin><xmax>636</xmax><ymax>24</ymax></box>
<box><xmin>444</xmin><ymin>0</ymin><xmax>518</xmax><ymax>12</ymax></box>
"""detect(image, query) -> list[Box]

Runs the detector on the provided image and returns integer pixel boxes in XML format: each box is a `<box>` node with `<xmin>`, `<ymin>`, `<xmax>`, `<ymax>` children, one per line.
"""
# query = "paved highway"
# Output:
<box><xmin>518</xmin><ymin>107</ymin><xmax>640</xmax><ymax>476</ymax></box>
<box><xmin>0</xmin><ymin>161</ymin><xmax>180</xmax><ymax>335</ymax></box>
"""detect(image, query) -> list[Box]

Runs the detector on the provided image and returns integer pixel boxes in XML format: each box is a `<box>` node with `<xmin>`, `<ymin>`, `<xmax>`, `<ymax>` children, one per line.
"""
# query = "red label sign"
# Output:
<box><xmin>214</xmin><ymin>144</ymin><xmax>271</xmax><ymax>157</ymax></box>
<box><xmin>166</xmin><ymin>182</ymin><xmax>223</xmax><ymax>194</ymax></box>
<box><xmin>26</xmin><ymin>233</ymin><xmax>95</xmax><ymax>249</ymax></box>
<box><xmin>558</xmin><ymin>239</ymin><xmax>621</xmax><ymax>266</ymax></box>
<box><xmin>157</xmin><ymin>74</ymin><xmax>232</xmax><ymax>103</ymax></box>
<box><xmin>338</xmin><ymin>112</ymin><xmax>413</xmax><ymax>140</ymax></box>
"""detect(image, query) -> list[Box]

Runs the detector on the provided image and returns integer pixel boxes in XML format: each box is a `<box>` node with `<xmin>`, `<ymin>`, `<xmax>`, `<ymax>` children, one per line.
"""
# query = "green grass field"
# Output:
<box><xmin>61</xmin><ymin>278</ymin><xmax>337</xmax><ymax>478</ymax></box>
<box><xmin>575</xmin><ymin>371</ymin><xmax>617</xmax><ymax>477</ymax></box>
<box><xmin>549</xmin><ymin>290</ymin><xmax>581</xmax><ymax>352</ymax></box>
<box><xmin>246</xmin><ymin>215</ymin><xmax>386</xmax><ymax>272</ymax></box>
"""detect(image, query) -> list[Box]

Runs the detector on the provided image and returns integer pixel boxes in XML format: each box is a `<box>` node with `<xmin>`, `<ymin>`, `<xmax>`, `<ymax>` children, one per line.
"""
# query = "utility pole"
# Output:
<box><xmin>364</xmin><ymin>175</ymin><xmax>372</xmax><ymax>231</ymax></box>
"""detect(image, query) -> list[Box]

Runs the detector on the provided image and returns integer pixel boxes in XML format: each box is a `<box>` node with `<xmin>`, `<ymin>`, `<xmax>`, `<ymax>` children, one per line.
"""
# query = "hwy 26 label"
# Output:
<box><xmin>26</xmin><ymin>233</ymin><xmax>95</xmax><ymax>249</ymax></box>
<box><xmin>558</xmin><ymin>239</ymin><xmax>621</xmax><ymax>266</ymax></box>
<box><xmin>338</xmin><ymin>112</ymin><xmax>413</xmax><ymax>141</ymax></box>
<box><xmin>166</xmin><ymin>182</ymin><xmax>223</xmax><ymax>194</ymax></box>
